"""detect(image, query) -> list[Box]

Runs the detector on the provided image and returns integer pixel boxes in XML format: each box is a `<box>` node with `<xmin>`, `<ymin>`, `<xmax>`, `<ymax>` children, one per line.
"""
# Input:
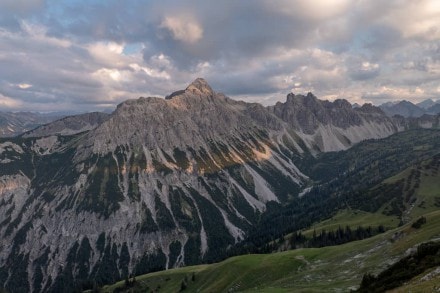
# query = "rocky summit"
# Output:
<box><xmin>0</xmin><ymin>79</ymin><xmax>431</xmax><ymax>292</ymax></box>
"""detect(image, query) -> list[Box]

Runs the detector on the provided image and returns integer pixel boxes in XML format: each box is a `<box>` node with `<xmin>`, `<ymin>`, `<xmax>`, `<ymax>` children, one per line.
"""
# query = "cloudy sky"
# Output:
<box><xmin>0</xmin><ymin>0</ymin><xmax>439</xmax><ymax>112</ymax></box>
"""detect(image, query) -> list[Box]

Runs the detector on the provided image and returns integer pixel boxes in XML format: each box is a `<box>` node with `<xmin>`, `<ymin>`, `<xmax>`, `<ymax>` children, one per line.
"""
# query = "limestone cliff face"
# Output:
<box><xmin>82</xmin><ymin>79</ymin><xmax>280</xmax><ymax>157</ymax></box>
<box><xmin>0</xmin><ymin>79</ymin><xmax>417</xmax><ymax>292</ymax></box>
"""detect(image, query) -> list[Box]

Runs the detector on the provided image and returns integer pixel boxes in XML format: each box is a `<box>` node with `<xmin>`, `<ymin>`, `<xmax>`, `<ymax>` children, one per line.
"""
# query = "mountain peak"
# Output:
<box><xmin>185</xmin><ymin>78</ymin><xmax>214</xmax><ymax>96</ymax></box>
<box><xmin>417</xmin><ymin>98</ymin><xmax>437</xmax><ymax>110</ymax></box>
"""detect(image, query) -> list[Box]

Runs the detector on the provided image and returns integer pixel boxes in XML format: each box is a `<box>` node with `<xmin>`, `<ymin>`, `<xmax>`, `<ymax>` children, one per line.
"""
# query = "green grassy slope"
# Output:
<box><xmin>391</xmin><ymin>156</ymin><xmax>440</xmax><ymax>220</ymax></box>
<box><xmin>284</xmin><ymin>155</ymin><xmax>439</xmax><ymax>246</ymax></box>
<box><xmin>102</xmin><ymin>209</ymin><xmax>440</xmax><ymax>293</ymax></box>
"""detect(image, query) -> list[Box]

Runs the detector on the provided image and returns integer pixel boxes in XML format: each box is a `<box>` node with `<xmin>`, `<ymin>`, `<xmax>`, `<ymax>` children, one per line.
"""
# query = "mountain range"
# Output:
<box><xmin>0</xmin><ymin>112</ymin><xmax>65</xmax><ymax>137</ymax></box>
<box><xmin>379</xmin><ymin>99</ymin><xmax>440</xmax><ymax>118</ymax></box>
<box><xmin>0</xmin><ymin>79</ymin><xmax>439</xmax><ymax>292</ymax></box>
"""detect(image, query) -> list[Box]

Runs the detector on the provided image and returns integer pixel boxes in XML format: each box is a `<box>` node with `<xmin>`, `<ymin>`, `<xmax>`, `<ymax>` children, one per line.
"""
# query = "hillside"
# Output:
<box><xmin>101</xmin><ymin>154</ymin><xmax>440</xmax><ymax>292</ymax></box>
<box><xmin>102</xmin><ymin>209</ymin><xmax>440</xmax><ymax>292</ymax></box>
<box><xmin>235</xmin><ymin>129</ymin><xmax>440</xmax><ymax>253</ymax></box>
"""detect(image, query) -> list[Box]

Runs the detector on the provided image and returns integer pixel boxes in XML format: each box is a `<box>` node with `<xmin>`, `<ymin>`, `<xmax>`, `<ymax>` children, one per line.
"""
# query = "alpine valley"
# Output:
<box><xmin>1</xmin><ymin>79</ymin><xmax>440</xmax><ymax>292</ymax></box>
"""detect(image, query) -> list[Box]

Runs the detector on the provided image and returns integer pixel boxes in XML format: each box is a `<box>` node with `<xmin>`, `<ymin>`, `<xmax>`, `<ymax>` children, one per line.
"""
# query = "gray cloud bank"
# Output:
<box><xmin>0</xmin><ymin>0</ymin><xmax>439</xmax><ymax>111</ymax></box>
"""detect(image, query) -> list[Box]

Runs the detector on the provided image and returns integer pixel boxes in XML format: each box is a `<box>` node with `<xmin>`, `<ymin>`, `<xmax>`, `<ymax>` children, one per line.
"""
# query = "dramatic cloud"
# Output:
<box><xmin>0</xmin><ymin>0</ymin><xmax>439</xmax><ymax>112</ymax></box>
<box><xmin>348</xmin><ymin>60</ymin><xmax>381</xmax><ymax>81</ymax></box>
<box><xmin>159</xmin><ymin>15</ymin><xmax>203</xmax><ymax>44</ymax></box>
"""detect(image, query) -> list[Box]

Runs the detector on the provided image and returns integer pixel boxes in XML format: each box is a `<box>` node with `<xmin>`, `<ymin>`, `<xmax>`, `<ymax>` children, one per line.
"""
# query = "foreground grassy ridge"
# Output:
<box><xmin>103</xmin><ymin>210</ymin><xmax>440</xmax><ymax>293</ymax></box>
<box><xmin>358</xmin><ymin>241</ymin><xmax>440</xmax><ymax>292</ymax></box>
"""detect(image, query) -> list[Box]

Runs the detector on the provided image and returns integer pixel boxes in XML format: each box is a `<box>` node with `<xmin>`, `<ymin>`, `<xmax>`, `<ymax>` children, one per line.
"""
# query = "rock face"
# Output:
<box><xmin>81</xmin><ymin>79</ymin><xmax>281</xmax><ymax>157</ymax></box>
<box><xmin>0</xmin><ymin>78</ymin><xmax>418</xmax><ymax>292</ymax></box>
